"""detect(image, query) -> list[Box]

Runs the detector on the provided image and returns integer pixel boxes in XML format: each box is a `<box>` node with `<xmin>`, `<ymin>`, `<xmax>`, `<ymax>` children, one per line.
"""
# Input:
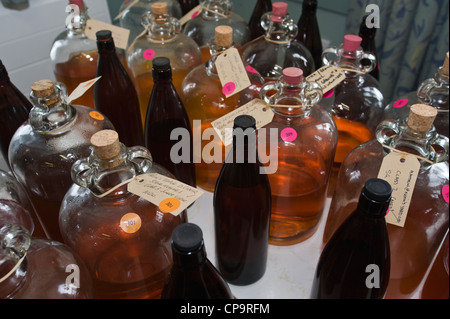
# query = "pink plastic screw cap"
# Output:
<box><xmin>271</xmin><ymin>2</ymin><xmax>288</xmax><ymax>22</ymax></box>
<box><xmin>69</xmin><ymin>0</ymin><xmax>85</xmax><ymax>11</ymax></box>
<box><xmin>283</xmin><ymin>67</ymin><xmax>303</xmax><ymax>84</ymax></box>
<box><xmin>343</xmin><ymin>34</ymin><xmax>362</xmax><ymax>51</ymax></box>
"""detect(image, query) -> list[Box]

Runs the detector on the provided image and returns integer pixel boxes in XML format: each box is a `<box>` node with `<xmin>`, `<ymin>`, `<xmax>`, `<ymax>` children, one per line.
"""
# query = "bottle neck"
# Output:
<box><xmin>206</xmin><ymin>42</ymin><xmax>234</xmax><ymax>75</ymax></box>
<box><xmin>97</xmin><ymin>38</ymin><xmax>117</xmax><ymax>55</ymax></box>
<box><xmin>66</xmin><ymin>8</ymin><xmax>89</xmax><ymax>35</ymax></box>
<box><xmin>417</xmin><ymin>67</ymin><xmax>449</xmax><ymax>110</ymax></box>
<box><xmin>301</xmin><ymin>0</ymin><xmax>318</xmax><ymax>14</ymax></box>
<box><xmin>0</xmin><ymin>62</ymin><xmax>10</xmax><ymax>83</ymax></box>
<box><xmin>356</xmin><ymin>192</ymin><xmax>389</xmax><ymax>217</ymax></box>
<box><xmin>153</xmin><ymin>67</ymin><xmax>173</xmax><ymax>83</ymax></box>
<box><xmin>143</xmin><ymin>12</ymin><xmax>180</xmax><ymax>42</ymax></box>
<box><xmin>391</xmin><ymin>124</ymin><xmax>437</xmax><ymax>159</ymax></box>
<box><xmin>230</xmin><ymin>129</ymin><xmax>258</xmax><ymax>163</ymax></box>
<box><xmin>172</xmin><ymin>243</ymin><xmax>207</xmax><ymax>270</ymax></box>
<box><xmin>29</xmin><ymin>83</ymin><xmax>76</xmax><ymax>132</ymax></box>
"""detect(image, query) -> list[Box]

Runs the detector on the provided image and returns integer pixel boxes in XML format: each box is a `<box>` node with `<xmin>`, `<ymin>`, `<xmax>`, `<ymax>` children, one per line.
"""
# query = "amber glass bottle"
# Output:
<box><xmin>0</xmin><ymin>59</ymin><xmax>32</xmax><ymax>168</ymax></box>
<box><xmin>311</xmin><ymin>178</ymin><xmax>391</xmax><ymax>299</ymax></box>
<box><xmin>260</xmin><ymin>67</ymin><xmax>337</xmax><ymax>245</ymax></box>
<box><xmin>8</xmin><ymin>79</ymin><xmax>114</xmax><ymax>242</ymax></box>
<box><xmin>161</xmin><ymin>223</ymin><xmax>233</xmax><ymax>299</ymax></box>
<box><xmin>59</xmin><ymin>130</ymin><xmax>187</xmax><ymax>299</ymax></box>
<box><xmin>94</xmin><ymin>30</ymin><xmax>144</xmax><ymax>147</ymax></box>
<box><xmin>0</xmin><ymin>225</ymin><xmax>94</xmax><ymax>299</ymax></box>
<box><xmin>248</xmin><ymin>0</ymin><xmax>272</xmax><ymax>41</ymax></box>
<box><xmin>214</xmin><ymin>115</ymin><xmax>271</xmax><ymax>285</ymax></box>
<box><xmin>323</xmin><ymin>104</ymin><xmax>449</xmax><ymax>299</ymax></box>
<box><xmin>50</xmin><ymin>0</ymin><xmax>97</xmax><ymax>109</ymax></box>
<box><xmin>145</xmin><ymin>57</ymin><xmax>196</xmax><ymax>188</ymax></box>
<box><xmin>177</xmin><ymin>0</ymin><xmax>199</xmax><ymax>15</ymax></box>
<box><xmin>296</xmin><ymin>0</ymin><xmax>323</xmax><ymax>69</ymax></box>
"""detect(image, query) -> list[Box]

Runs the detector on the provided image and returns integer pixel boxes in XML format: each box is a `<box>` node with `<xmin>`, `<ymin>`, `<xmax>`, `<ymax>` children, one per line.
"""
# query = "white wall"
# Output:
<box><xmin>0</xmin><ymin>0</ymin><xmax>111</xmax><ymax>171</ymax></box>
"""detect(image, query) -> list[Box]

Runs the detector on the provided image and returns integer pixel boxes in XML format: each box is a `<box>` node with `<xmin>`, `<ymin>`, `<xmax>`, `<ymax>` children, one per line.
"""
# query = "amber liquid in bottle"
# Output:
<box><xmin>328</xmin><ymin>116</ymin><xmax>375</xmax><ymax>197</ymax></box>
<box><xmin>145</xmin><ymin>57</ymin><xmax>196</xmax><ymax>187</ymax></box>
<box><xmin>94</xmin><ymin>30</ymin><xmax>144</xmax><ymax>147</ymax></box>
<box><xmin>53</xmin><ymin>50</ymin><xmax>98</xmax><ymax>109</ymax></box>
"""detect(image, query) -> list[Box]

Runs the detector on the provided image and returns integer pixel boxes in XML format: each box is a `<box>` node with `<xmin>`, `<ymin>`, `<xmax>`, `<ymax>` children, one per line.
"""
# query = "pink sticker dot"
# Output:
<box><xmin>143</xmin><ymin>49</ymin><xmax>155</xmax><ymax>60</ymax></box>
<box><xmin>323</xmin><ymin>89</ymin><xmax>334</xmax><ymax>99</ymax></box>
<box><xmin>191</xmin><ymin>10</ymin><xmax>199</xmax><ymax>18</ymax></box>
<box><xmin>280</xmin><ymin>128</ymin><xmax>297</xmax><ymax>142</ymax></box>
<box><xmin>393</xmin><ymin>98</ymin><xmax>408</xmax><ymax>109</ymax></box>
<box><xmin>222</xmin><ymin>82</ymin><xmax>236</xmax><ymax>95</ymax></box>
<box><xmin>442</xmin><ymin>185</ymin><xmax>449</xmax><ymax>204</ymax></box>
<box><xmin>246</xmin><ymin>66</ymin><xmax>258</xmax><ymax>74</ymax></box>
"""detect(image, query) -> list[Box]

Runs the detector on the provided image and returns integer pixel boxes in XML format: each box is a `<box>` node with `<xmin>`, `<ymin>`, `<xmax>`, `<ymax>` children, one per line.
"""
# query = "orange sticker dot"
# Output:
<box><xmin>89</xmin><ymin>111</ymin><xmax>104</xmax><ymax>121</ymax></box>
<box><xmin>159</xmin><ymin>198</ymin><xmax>181</xmax><ymax>214</ymax></box>
<box><xmin>120</xmin><ymin>213</ymin><xmax>142</xmax><ymax>234</ymax></box>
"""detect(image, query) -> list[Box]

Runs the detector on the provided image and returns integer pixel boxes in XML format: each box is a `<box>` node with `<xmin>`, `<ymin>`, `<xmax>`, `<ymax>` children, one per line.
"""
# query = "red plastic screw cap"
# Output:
<box><xmin>343</xmin><ymin>34</ymin><xmax>362</xmax><ymax>51</ymax></box>
<box><xmin>271</xmin><ymin>2</ymin><xmax>288</xmax><ymax>22</ymax></box>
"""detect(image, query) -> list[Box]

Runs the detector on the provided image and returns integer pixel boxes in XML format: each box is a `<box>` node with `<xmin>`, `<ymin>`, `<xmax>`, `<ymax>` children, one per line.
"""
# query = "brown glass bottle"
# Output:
<box><xmin>145</xmin><ymin>57</ymin><xmax>196</xmax><ymax>188</ymax></box>
<box><xmin>248</xmin><ymin>0</ymin><xmax>272</xmax><ymax>40</ymax></box>
<box><xmin>94</xmin><ymin>30</ymin><xmax>144</xmax><ymax>147</ymax></box>
<box><xmin>214</xmin><ymin>115</ymin><xmax>271</xmax><ymax>285</ymax></box>
<box><xmin>0</xmin><ymin>59</ymin><xmax>32</xmax><ymax>167</ymax></box>
<box><xmin>311</xmin><ymin>178</ymin><xmax>391</xmax><ymax>299</ymax></box>
<box><xmin>161</xmin><ymin>223</ymin><xmax>233</xmax><ymax>299</ymax></box>
<box><xmin>177</xmin><ymin>0</ymin><xmax>199</xmax><ymax>15</ymax></box>
<box><xmin>359</xmin><ymin>15</ymin><xmax>379</xmax><ymax>80</ymax></box>
<box><xmin>296</xmin><ymin>0</ymin><xmax>323</xmax><ymax>69</ymax></box>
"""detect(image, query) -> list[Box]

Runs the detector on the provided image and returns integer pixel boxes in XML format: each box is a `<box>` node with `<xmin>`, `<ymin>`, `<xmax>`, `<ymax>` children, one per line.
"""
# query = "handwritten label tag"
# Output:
<box><xmin>179</xmin><ymin>5</ymin><xmax>202</xmax><ymax>26</ymax></box>
<box><xmin>67</xmin><ymin>76</ymin><xmax>101</xmax><ymax>104</ymax></box>
<box><xmin>211</xmin><ymin>99</ymin><xmax>274</xmax><ymax>146</ymax></box>
<box><xmin>215</xmin><ymin>48</ymin><xmax>251</xmax><ymax>98</ymax></box>
<box><xmin>305</xmin><ymin>65</ymin><xmax>345</xmax><ymax>94</ymax></box>
<box><xmin>377</xmin><ymin>152</ymin><xmax>420</xmax><ymax>228</ymax></box>
<box><xmin>85</xmin><ymin>19</ymin><xmax>130</xmax><ymax>50</ymax></box>
<box><xmin>127</xmin><ymin>173</ymin><xmax>203</xmax><ymax>216</ymax></box>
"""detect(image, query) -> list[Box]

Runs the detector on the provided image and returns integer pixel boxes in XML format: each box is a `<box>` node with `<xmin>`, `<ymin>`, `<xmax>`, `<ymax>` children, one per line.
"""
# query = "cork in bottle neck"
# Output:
<box><xmin>407</xmin><ymin>104</ymin><xmax>438</xmax><ymax>133</ymax></box>
<box><xmin>215</xmin><ymin>25</ymin><xmax>233</xmax><ymax>47</ymax></box>
<box><xmin>91</xmin><ymin>130</ymin><xmax>122</xmax><ymax>161</ymax></box>
<box><xmin>442</xmin><ymin>51</ymin><xmax>449</xmax><ymax>77</ymax></box>
<box><xmin>151</xmin><ymin>2</ymin><xmax>168</xmax><ymax>15</ymax></box>
<box><xmin>31</xmin><ymin>79</ymin><xmax>59</xmax><ymax>107</ymax></box>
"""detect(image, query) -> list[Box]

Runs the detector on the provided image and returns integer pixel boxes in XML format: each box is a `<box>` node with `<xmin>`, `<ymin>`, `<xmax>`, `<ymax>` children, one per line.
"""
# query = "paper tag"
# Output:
<box><xmin>127</xmin><ymin>173</ymin><xmax>203</xmax><ymax>216</ymax></box>
<box><xmin>305</xmin><ymin>65</ymin><xmax>345</xmax><ymax>94</ymax></box>
<box><xmin>67</xmin><ymin>76</ymin><xmax>101</xmax><ymax>104</ymax></box>
<box><xmin>211</xmin><ymin>99</ymin><xmax>274</xmax><ymax>146</ymax></box>
<box><xmin>85</xmin><ymin>19</ymin><xmax>130</xmax><ymax>50</ymax></box>
<box><xmin>179</xmin><ymin>5</ymin><xmax>202</xmax><ymax>25</ymax></box>
<box><xmin>377</xmin><ymin>152</ymin><xmax>420</xmax><ymax>228</ymax></box>
<box><xmin>215</xmin><ymin>48</ymin><xmax>251</xmax><ymax>98</ymax></box>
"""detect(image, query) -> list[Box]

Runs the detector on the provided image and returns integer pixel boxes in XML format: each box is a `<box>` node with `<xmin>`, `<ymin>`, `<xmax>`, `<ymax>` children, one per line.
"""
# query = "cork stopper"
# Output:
<box><xmin>407</xmin><ymin>104</ymin><xmax>438</xmax><ymax>132</ymax></box>
<box><xmin>215</xmin><ymin>25</ymin><xmax>233</xmax><ymax>47</ymax></box>
<box><xmin>343</xmin><ymin>34</ymin><xmax>362</xmax><ymax>51</ymax></box>
<box><xmin>91</xmin><ymin>130</ymin><xmax>121</xmax><ymax>160</ymax></box>
<box><xmin>151</xmin><ymin>2</ymin><xmax>168</xmax><ymax>15</ymax></box>
<box><xmin>283</xmin><ymin>67</ymin><xmax>303</xmax><ymax>84</ymax></box>
<box><xmin>442</xmin><ymin>52</ymin><xmax>449</xmax><ymax>77</ymax></box>
<box><xmin>271</xmin><ymin>2</ymin><xmax>288</xmax><ymax>22</ymax></box>
<box><xmin>31</xmin><ymin>79</ymin><xmax>55</xmax><ymax>98</ymax></box>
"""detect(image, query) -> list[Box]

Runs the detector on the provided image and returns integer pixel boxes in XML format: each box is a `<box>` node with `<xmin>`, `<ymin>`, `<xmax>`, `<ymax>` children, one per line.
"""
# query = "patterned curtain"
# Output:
<box><xmin>345</xmin><ymin>0</ymin><xmax>449</xmax><ymax>103</ymax></box>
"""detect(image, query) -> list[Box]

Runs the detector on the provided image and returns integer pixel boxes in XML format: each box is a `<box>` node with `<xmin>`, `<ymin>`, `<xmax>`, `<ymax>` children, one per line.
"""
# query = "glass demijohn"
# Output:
<box><xmin>8</xmin><ymin>79</ymin><xmax>114</xmax><ymax>242</ymax></box>
<box><xmin>260</xmin><ymin>67</ymin><xmax>337</xmax><ymax>245</ymax></box>
<box><xmin>59</xmin><ymin>129</ymin><xmax>187</xmax><ymax>299</ymax></box>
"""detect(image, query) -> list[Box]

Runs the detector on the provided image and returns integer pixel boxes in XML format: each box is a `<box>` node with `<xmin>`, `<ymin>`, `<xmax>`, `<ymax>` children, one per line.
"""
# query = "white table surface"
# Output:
<box><xmin>187</xmin><ymin>190</ymin><xmax>331</xmax><ymax>299</ymax></box>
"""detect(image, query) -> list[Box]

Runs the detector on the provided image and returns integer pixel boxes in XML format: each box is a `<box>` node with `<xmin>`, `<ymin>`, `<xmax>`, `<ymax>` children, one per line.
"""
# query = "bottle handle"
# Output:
<box><xmin>321</xmin><ymin>47</ymin><xmax>338</xmax><ymax>66</ymax></box>
<box><xmin>430</xmin><ymin>134</ymin><xmax>450</xmax><ymax>163</ymax></box>
<box><xmin>302</xmin><ymin>81</ymin><xmax>323</xmax><ymax>106</ymax></box>
<box><xmin>375</xmin><ymin>119</ymin><xmax>400</xmax><ymax>146</ymax></box>
<box><xmin>416</xmin><ymin>78</ymin><xmax>436</xmax><ymax>104</ymax></box>
<box><xmin>71</xmin><ymin>158</ymin><xmax>94</xmax><ymax>188</ymax></box>
<box><xmin>259</xmin><ymin>81</ymin><xmax>279</xmax><ymax>104</ymax></box>
<box><xmin>127</xmin><ymin>146</ymin><xmax>153</xmax><ymax>174</ymax></box>
<box><xmin>359</xmin><ymin>52</ymin><xmax>376</xmax><ymax>73</ymax></box>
